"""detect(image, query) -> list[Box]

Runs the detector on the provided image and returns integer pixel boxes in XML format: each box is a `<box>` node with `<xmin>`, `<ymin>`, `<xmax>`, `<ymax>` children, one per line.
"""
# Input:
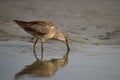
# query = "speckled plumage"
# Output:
<box><xmin>14</xmin><ymin>20</ymin><xmax>58</xmax><ymax>39</ymax></box>
<box><xmin>14</xmin><ymin>20</ymin><xmax>70</xmax><ymax>61</ymax></box>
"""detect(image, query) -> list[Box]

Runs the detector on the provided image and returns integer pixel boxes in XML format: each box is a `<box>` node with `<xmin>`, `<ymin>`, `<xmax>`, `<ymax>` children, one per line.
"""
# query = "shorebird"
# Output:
<box><xmin>14</xmin><ymin>20</ymin><xmax>70</xmax><ymax>61</ymax></box>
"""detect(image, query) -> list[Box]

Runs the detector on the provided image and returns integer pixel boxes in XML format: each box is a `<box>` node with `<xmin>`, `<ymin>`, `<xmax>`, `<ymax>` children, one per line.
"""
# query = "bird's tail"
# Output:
<box><xmin>14</xmin><ymin>20</ymin><xmax>28</xmax><ymax>28</ymax></box>
<box><xmin>14</xmin><ymin>20</ymin><xmax>23</xmax><ymax>23</ymax></box>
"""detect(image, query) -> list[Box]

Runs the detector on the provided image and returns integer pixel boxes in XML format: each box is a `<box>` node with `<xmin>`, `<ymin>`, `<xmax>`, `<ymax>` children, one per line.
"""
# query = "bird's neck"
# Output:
<box><xmin>55</xmin><ymin>32</ymin><xmax>66</xmax><ymax>42</ymax></box>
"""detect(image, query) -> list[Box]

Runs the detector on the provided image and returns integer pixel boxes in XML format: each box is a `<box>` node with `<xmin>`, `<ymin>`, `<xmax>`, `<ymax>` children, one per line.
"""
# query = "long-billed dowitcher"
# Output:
<box><xmin>14</xmin><ymin>20</ymin><xmax>70</xmax><ymax>61</ymax></box>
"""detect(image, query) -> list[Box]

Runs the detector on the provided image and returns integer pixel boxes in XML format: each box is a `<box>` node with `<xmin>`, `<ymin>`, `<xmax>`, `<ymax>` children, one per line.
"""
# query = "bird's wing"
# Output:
<box><xmin>23</xmin><ymin>21</ymin><xmax>55</xmax><ymax>35</ymax></box>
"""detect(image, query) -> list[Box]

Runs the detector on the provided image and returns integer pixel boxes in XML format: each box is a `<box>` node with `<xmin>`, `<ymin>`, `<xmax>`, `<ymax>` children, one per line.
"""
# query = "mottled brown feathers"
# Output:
<box><xmin>14</xmin><ymin>20</ymin><xmax>70</xmax><ymax>61</ymax></box>
<box><xmin>14</xmin><ymin>20</ymin><xmax>57</xmax><ymax>36</ymax></box>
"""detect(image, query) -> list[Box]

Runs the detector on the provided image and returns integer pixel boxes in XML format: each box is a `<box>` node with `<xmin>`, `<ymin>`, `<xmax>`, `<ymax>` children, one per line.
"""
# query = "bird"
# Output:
<box><xmin>14</xmin><ymin>20</ymin><xmax>70</xmax><ymax>61</ymax></box>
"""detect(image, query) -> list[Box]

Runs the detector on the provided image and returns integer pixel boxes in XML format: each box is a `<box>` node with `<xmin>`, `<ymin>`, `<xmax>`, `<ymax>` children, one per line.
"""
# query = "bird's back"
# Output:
<box><xmin>14</xmin><ymin>20</ymin><xmax>58</xmax><ymax>37</ymax></box>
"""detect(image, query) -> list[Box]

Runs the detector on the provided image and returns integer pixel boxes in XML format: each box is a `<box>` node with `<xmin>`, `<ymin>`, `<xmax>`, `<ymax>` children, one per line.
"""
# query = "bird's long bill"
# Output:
<box><xmin>66</xmin><ymin>38</ymin><xmax>70</xmax><ymax>50</ymax></box>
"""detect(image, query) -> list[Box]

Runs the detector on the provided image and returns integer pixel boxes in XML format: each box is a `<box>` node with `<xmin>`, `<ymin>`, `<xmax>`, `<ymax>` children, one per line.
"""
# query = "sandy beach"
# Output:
<box><xmin>0</xmin><ymin>0</ymin><xmax>120</xmax><ymax>80</ymax></box>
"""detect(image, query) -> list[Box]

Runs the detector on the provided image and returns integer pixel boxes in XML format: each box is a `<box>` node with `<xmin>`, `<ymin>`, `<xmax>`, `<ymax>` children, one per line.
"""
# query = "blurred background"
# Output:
<box><xmin>0</xmin><ymin>0</ymin><xmax>120</xmax><ymax>80</ymax></box>
<box><xmin>0</xmin><ymin>0</ymin><xmax>120</xmax><ymax>45</ymax></box>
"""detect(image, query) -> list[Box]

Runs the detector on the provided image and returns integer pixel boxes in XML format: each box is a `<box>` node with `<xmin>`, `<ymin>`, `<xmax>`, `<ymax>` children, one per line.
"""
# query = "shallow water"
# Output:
<box><xmin>0</xmin><ymin>0</ymin><xmax>120</xmax><ymax>79</ymax></box>
<box><xmin>0</xmin><ymin>40</ymin><xmax>120</xmax><ymax>80</ymax></box>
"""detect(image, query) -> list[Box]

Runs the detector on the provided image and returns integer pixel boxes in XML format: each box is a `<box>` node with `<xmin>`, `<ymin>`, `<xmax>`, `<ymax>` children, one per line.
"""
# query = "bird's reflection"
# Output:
<box><xmin>15</xmin><ymin>50</ymin><xmax>69</xmax><ymax>79</ymax></box>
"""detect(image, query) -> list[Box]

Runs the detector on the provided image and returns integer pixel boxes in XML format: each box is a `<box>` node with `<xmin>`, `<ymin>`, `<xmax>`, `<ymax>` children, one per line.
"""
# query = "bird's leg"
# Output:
<box><xmin>33</xmin><ymin>38</ymin><xmax>39</xmax><ymax>61</ymax></box>
<box><xmin>66</xmin><ymin>38</ymin><xmax>70</xmax><ymax>51</ymax></box>
<box><xmin>40</xmin><ymin>39</ymin><xmax>44</xmax><ymax>61</ymax></box>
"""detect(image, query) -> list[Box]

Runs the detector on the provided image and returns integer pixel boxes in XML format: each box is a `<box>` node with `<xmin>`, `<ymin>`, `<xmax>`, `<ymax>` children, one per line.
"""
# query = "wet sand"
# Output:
<box><xmin>0</xmin><ymin>0</ymin><xmax>120</xmax><ymax>80</ymax></box>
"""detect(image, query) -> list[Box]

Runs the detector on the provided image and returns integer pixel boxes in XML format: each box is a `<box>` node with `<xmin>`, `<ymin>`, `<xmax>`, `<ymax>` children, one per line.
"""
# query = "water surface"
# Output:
<box><xmin>0</xmin><ymin>40</ymin><xmax>120</xmax><ymax>80</ymax></box>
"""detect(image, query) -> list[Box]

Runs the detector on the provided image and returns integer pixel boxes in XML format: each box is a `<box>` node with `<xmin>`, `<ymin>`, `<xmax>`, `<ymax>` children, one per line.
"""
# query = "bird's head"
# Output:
<box><xmin>56</xmin><ymin>32</ymin><xmax>70</xmax><ymax>50</ymax></box>
<box><xmin>56</xmin><ymin>32</ymin><xmax>69</xmax><ymax>43</ymax></box>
